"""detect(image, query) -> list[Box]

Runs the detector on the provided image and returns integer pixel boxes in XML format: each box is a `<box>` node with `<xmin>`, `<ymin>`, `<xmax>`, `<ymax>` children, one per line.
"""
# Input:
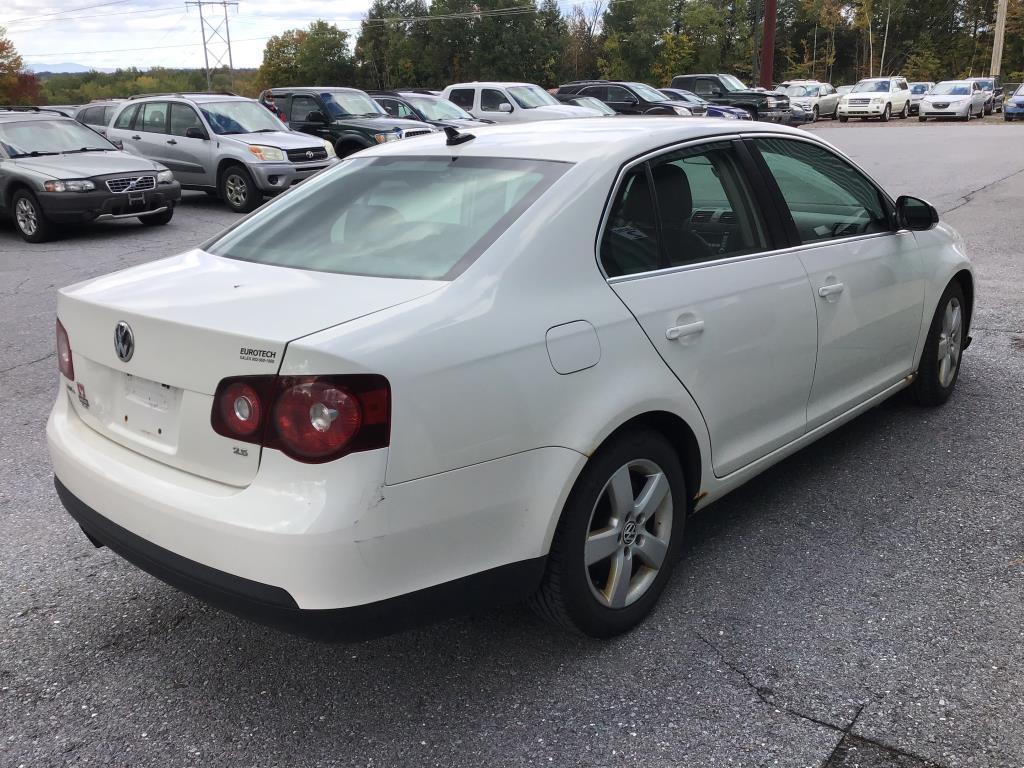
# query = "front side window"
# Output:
<box><xmin>140</xmin><ymin>102</ymin><xmax>168</xmax><ymax>133</ymax></box>
<box><xmin>448</xmin><ymin>89</ymin><xmax>475</xmax><ymax>109</ymax></box>
<box><xmin>481</xmin><ymin>89</ymin><xmax>512</xmax><ymax>112</ymax></box>
<box><xmin>169</xmin><ymin>103</ymin><xmax>203</xmax><ymax>137</ymax></box>
<box><xmin>290</xmin><ymin>95</ymin><xmax>319</xmax><ymax>123</ymax></box>
<box><xmin>754</xmin><ymin>138</ymin><xmax>891</xmax><ymax>244</ymax></box>
<box><xmin>580</xmin><ymin>85</ymin><xmax>608</xmax><ymax>101</ymax></box>
<box><xmin>114</xmin><ymin>104</ymin><xmax>139</xmax><ymax>129</ymax></box>
<box><xmin>606</xmin><ymin>85</ymin><xmax>636</xmax><ymax>103</ymax></box>
<box><xmin>694</xmin><ymin>79</ymin><xmax>717</xmax><ymax>96</ymax></box>
<box><xmin>207</xmin><ymin>156</ymin><xmax>569</xmax><ymax>281</ymax></box>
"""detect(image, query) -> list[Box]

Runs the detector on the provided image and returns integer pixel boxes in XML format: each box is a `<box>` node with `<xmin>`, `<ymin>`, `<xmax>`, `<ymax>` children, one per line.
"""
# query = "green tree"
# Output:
<box><xmin>651</xmin><ymin>33</ymin><xmax>694</xmax><ymax>86</ymax></box>
<box><xmin>258</xmin><ymin>21</ymin><xmax>354</xmax><ymax>89</ymax></box>
<box><xmin>0</xmin><ymin>26</ymin><xmax>26</xmax><ymax>103</ymax></box>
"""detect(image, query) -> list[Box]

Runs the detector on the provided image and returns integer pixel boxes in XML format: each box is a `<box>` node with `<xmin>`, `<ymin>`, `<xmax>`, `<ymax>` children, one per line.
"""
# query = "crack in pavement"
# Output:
<box><xmin>940</xmin><ymin>165</ymin><xmax>1024</xmax><ymax>214</ymax></box>
<box><xmin>0</xmin><ymin>353</ymin><xmax>55</xmax><ymax>376</ymax></box>
<box><xmin>695</xmin><ymin>633</ymin><xmax>950</xmax><ymax>768</ymax></box>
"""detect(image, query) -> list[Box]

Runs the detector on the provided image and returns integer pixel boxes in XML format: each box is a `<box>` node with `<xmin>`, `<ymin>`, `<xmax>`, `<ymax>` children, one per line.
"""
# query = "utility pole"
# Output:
<box><xmin>750</xmin><ymin>0</ymin><xmax>760</xmax><ymax>85</ymax></box>
<box><xmin>759</xmin><ymin>0</ymin><xmax>777</xmax><ymax>88</ymax></box>
<box><xmin>185</xmin><ymin>0</ymin><xmax>238</xmax><ymax>90</ymax></box>
<box><xmin>991</xmin><ymin>0</ymin><xmax>1009</xmax><ymax>76</ymax></box>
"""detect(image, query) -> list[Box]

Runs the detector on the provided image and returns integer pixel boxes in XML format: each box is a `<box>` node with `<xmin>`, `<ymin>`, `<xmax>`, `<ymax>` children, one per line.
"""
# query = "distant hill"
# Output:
<box><xmin>26</xmin><ymin>62</ymin><xmax>116</xmax><ymax>74</ymax></box>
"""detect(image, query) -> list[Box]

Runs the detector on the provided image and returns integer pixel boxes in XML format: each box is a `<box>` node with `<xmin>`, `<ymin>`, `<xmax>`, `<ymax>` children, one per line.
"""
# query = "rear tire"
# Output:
<box><xmin>139</xmin><ymin>207</ymin><xmax>174</xmax><ymax>226</ymax></box>
<box><xmin>911</xmin><ymin>282</ymin><xmax>967</xmax><ymax>406</ymax></box>
<box><xmin>11</xmin><ymin>189</ymin><xmax>54</xmax><ymax>243</ymax></box>
<box><xmin>530</xmin><ymin>428</ymin><xmax>687</xmax><ymax>637</ymax></box>
<box><xmin>218</xmin><ymin>164</ymin><xmax>261</xmax><ymax>213</ymax></box>
<box><xmin>919</xmin><ymin>115</ymin><xmax>927</xmax><ymax>122</ymax></box>
<box><xmin>899</xmin><ymin>101</ymin><xmax>909</xmax><ymax>119</ymax></box>
<box><xmin>838</xmin><ymin>115</ymin><xmax>849</xmax><ymax>123</ymax></box>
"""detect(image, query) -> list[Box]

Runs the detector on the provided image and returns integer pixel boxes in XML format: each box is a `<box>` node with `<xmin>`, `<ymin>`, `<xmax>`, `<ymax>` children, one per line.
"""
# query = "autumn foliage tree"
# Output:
<box><xmin>0</xmin><ymin>26</ymin><xmax>39</xmax><ymax>104</ymax></box>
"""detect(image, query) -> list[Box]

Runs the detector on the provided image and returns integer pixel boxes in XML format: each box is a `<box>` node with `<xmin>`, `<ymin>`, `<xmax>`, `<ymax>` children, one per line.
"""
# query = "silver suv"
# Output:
<box><xmin>107</xmin><ymin>92</ymin><xmax>339</xmax><ymax>212</ymax></box>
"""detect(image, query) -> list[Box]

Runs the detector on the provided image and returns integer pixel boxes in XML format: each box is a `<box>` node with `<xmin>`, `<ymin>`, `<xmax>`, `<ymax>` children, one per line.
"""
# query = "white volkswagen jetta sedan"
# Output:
<box><xmin>48</xmin><ymin>118</ymin><xmax>974</xmax><ymax>639</ymax></box>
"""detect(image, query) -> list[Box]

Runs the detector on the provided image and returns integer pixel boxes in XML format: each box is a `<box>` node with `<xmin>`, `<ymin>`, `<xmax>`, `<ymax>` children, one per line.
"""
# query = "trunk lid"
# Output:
<box><xmin>58</xmin><ymin>250</ymin><xmax>444</xmax><ymax>486</ymax></box>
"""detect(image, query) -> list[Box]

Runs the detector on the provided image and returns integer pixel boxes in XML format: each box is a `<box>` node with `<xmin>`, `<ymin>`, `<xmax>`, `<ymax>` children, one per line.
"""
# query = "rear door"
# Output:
<box><xmin>132</xmin><ymin>101</ymin><xmax>172</xmax><ymax>166</ymax></box>
<box><xmin>749</xmin><ymin>136</ymin><xmax>925</xmax><ymax>429</ymax></box>
<box><xmin>605</xmin><ymin>139</ymin><xmax>818</xmax><ymax>477</ymax></box>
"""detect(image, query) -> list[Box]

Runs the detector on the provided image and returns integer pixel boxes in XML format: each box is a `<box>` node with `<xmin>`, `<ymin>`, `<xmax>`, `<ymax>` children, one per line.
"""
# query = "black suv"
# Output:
<box><xmin>0</xmin><ymin>107</ymin><xmax>180</xmax><ymax>243</ymax></box>
<box><xmin>259</xmin><ymin>87</ymin><xmax>435</xmax><ymax>158</ymax></box>
<box><xmin>669</xmin><ymin>74</ymin><xmax>790</xmax><ymax>121</ymax></box>
<box><xmin>368</xmin><ymin>90</ymin><xmax>493</xmax><ymax>129</ymax></box>
<box><xmin>556</xmin><ymin>81</ymin><xmax>690</xmax><ymax>115</ymax></box>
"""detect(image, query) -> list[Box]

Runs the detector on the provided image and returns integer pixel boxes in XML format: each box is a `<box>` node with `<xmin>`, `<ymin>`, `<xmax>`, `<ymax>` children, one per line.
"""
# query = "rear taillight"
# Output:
<box><xmin>56</xmin><ymin>319</ymin><xmax>74</xmax><ymax>380</ymax></box>
<box><xmin>211</xmin><ymin>374</ymin><xmax>390</xmax><ymax>464</ymax></box>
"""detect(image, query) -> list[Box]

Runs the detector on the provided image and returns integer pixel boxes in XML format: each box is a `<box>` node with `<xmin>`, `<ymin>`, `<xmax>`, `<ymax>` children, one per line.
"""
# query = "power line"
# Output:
<box><xmin>6</xmin><ymin>5</ymin><xmax>181</xmax><ymax>30</ymax></box>
<box><xmin>2</xmin><ymin>0</ymin><xmax>137</xmax><ymax>25</ymax></box>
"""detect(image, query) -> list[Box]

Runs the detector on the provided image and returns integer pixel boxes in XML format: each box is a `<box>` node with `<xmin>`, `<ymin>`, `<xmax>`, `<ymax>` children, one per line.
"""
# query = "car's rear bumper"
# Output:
<box><xmin>55</xmin><ymin>477</ymin><xmax>544</xmax><ymax>641</ymax></box>
<box><xmin>47</xmin><ymin>389</ymin><xmax>582</xmax><ymax>637</ymax></box>
<box><xmin>39</xmin><ymin>183</ymin><xmax>181</xmax><ymax>223</ymax></box>
<box><xmin>249</xmin><ymin>158</ymin><xmax>339</xmax><ymax>194</ymax></box>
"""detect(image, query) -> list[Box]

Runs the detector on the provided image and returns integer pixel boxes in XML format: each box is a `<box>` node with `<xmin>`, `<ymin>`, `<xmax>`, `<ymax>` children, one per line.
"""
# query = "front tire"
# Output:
<box><xmin>219</xmin><ymin>164</ymin><xmax>261</xmax><ymax>213</ymax></box>
<box><xmin>919</xmin><ymin>115</ymin><xmax>927</xmax><ymax>122</ymax></box>
<box><xmin>880</xmin><ymin>104</ymin><xmax>892</xmax><ymax>122</ymax></box>
<box><xmin>531</xmin><ymin>428</ymin><xmax>686</xmax><ymax>637</ymax></box>
<box><xmin>812</xmin><ymin>105</ymin><xmax>819</xmax><ymax>121</ymax></box>
<box><xmin>11</xmin><ymin>189</ymin><xmax>54</xmax><ymax>243</ymax></box>
<box><xmin>911</xmin><ymin>282</ymin><xmax>967</xmax><ymax>406</ymax></box>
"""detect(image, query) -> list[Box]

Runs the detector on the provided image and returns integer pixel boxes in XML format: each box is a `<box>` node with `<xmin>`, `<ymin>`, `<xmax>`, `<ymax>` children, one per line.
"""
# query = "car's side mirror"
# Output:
<box><xmin>711</xmin><ymin>89</ymin><xmax>723</xmax><ymax>97</ymax></box>
<box><xmin>185</xmin><ymin>127</ymin><xmax>208</xmax><ymax>140</ymax></box>
<box><xmin>897</xmin><ymin>195</ymin><xmax>939</xmax><ymax>231</ymax></box>
<box><xmin>110</xmin><ymin>138</ymin><xmax>124</xmax><ymax>150</ymax></box>
<box><xmin>305</xmin><ymin>110</ymin><xmax>327</xmax><ymax>123</ymax></box>
<box><xmin>498</xmin><ymin>102</ymin><xmax>513</xmax><ymax>113</ymax></box>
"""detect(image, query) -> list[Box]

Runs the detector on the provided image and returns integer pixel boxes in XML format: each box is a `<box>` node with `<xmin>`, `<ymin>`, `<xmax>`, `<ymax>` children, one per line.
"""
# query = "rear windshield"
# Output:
<box><xmin>207</xmin><ymin>156</ymin><xmax>569</xmax><ymax>280</ymax></box>
<box><xmin>910</xmin><ymin>84</ymin><xmax>929</xmax><ymax>94</ymax></box>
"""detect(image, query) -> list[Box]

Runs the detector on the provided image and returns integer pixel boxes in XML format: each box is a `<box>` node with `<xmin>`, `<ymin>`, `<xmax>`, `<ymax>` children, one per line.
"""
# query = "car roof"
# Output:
<box><xmin>0</xmin><ymin>109</ymin><xmax>74</xmax><ymax>123</ymax></box>
<box><xmin>269</xmin><ymin>86</ymin><xmax>364</xmax><ymax>94</ymax></box>
<box><xmin>356</xmin><ymin>116</ymin><xmax>815</xmax><ymax>165</ymax></box>
<box><xmin>446</xmin><ymin>82</ymin><xmax>535</xmax><ymax>89</ymax></box>
<box><xmin>128</xmin><ymin>93</ymin><xmax>251</xmax><ymax>104</ymax></box>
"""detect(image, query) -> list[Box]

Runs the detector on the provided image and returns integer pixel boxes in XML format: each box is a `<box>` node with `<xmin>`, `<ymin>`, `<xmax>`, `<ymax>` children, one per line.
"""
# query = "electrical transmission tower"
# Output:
<box><xmin>185</xmin><ymin>0</ymin><xmax>238</xmax><ymax>90</ymax></box>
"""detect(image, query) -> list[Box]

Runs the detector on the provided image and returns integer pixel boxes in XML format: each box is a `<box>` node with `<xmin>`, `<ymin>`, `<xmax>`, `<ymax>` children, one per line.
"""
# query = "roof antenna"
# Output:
<box><xmin>444</xmin><ymin>126</ymin><xmax>475</xmax><ymax>146</ymax></box>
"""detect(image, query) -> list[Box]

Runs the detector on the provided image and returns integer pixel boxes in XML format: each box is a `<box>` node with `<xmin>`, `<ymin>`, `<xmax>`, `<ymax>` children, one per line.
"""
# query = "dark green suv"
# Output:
<box><xmin>260</xmin><ymin>87</ymin><xmax>436</xmax><ymax>158</ymax></box>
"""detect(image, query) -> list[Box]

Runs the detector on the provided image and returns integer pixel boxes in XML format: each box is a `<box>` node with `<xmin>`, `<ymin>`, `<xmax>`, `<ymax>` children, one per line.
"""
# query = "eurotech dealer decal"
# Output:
<box><xmin>239</xmin><ymin>347</ymin><xmax>277</xmax><ymax>364</ymax></box>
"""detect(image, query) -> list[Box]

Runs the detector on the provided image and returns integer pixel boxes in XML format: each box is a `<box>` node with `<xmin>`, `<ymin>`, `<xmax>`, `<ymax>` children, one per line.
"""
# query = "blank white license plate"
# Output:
<box><xmin>124</xmin><ymin>374</ymin><xmax>176</xmax><ymax>411</ymax></box>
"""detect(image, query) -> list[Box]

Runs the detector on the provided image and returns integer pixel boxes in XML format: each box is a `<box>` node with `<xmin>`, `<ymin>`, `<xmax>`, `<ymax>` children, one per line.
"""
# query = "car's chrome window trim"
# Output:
<box><xmin>595</xmin><ymin>130</ymin><xmax>902</xmax><ymax>283</ymax></box>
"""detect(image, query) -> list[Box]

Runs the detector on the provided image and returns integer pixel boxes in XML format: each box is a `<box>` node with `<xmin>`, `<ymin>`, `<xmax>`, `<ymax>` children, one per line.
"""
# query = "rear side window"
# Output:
<box><xmin>114</xmin><ymin>104</ymin><xmax>139</xmax><ymax>129</ymax></box>
<box><xmin>208</xmin><ymin>157</ymin><xmax>569</xmax><ymax>280</ymax></box>
<box><xmin>140</xmin><ymin>102</ymin><xmax>168</xmax><ymax>133</ymax></box>
<box><xmin>581</xmin><ymin>85</ymin><xmax>608</xmax><ymax>101</ymax></box>
<box><xmin>448</xmin><ymin>89</ymin><xmax>475</xmax><ymax>109</ymax></box>
<box><xmin>78</xmin><ymin>106</ymin><xmax>102</xmax><ymax>125</ymax></box>
<box><xmin>600</xmin><ymin>167</ymin><xmax>659</xmax><ymax>277</ymax></box>
<box><xmin>755</xmin><ymin>137</ymin><xmax>891</xmax><ymax>243</ymax></box>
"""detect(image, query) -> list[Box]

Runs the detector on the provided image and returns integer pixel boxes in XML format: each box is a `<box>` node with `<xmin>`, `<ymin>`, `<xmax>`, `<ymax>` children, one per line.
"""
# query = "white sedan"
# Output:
<box><xmin>48</xmin><ymin>118</ymin><xmax>974</xmax><ymax>639</ymax></box>
<box><xmin>919</xmin><ymin>80</ymin><xmax>987</xmax><ymax>121</ymax></box>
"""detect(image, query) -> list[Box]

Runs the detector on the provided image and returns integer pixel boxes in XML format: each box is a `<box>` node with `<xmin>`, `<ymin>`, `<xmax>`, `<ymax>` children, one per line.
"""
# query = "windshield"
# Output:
<box><xmin>200</xmin><ymin>101</ymin><xmax>285</xmax><ymax>135</ymax></box>
<box><xmin>0</xmin><ymin>118</ymin><xmax>114</xmax><ymax>157</ymax></box>
<box><xmin>785</xmin><ymin>85</ymin><xmax>815</xmax><ymax>97</ymax></box>
<box><xmin>674</xmin><ymin>90</ymin><xmax>707</xmax><ymax>105</ymax></box>
<box><xmin>719</xmin><ymin>74</ymin><xmax>747</xmax><ymax>92</ymax></box>
<box><xmin>405</xmin><ymin>95</ymin><xmax>472</xmax><ymax>121</ymax></box>
<box><xmin>322</xmin><ymin>90</ymin><xmax>386</xmax><ymax>118</ymax></box>
<box><xmin>207</xmin><ymin>156</ymin><xmax>570</xmax><ymax>280</ymax></box>
<box><xmin>507</xmin><ymin>85</ymin><xmax>560</xmax><ymax>109</ymax></box>
<box><xmin>910</xmin><ymin>84</ymin><xmax>929</xmax><ymax>94</ymax></box>
<box><xmin>932</xmin><ymin>83</ymin><xmax>970</xmax><ymax>96</ymax></box>
<box><xmin>574</xmin><ymin>97</ymin><xmax>616</xmax><ymax>115</ymax></box>
<box><xmin>1016</xmin><ymin>84</ymin><xmax>1024</xmax><ymax>96</ymax></box>
<box><xmin>629</xmin><ymin>83</ymin><xmax>670</xmax><ymax>102</ymax></box>
<box><xmin>852</xmin><ymin>80</ymin><xmax>891</xmax><ymax>93</ymax></box>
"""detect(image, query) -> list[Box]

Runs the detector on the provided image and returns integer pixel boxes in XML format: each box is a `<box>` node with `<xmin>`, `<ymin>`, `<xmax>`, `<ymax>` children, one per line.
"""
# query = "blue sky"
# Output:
<box><xmin>2</xmin><ymin>0</ymin><xmax>372</xmax><ymax>71</ymax></box>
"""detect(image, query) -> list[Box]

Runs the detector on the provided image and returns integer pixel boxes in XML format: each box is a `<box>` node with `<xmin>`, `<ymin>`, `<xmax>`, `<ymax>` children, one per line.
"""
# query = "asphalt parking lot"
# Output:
<box><xmin>2</xmin><ymin>122</ymin><xmax>1023</xmax><ymax>768</ymax></box>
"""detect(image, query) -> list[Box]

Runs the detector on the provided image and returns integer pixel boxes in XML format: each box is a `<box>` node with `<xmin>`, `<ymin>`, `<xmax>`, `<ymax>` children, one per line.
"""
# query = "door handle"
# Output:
<box><xmin>665</xmin><ymin>320</ymin><xmax>705</xmax><ymax>340</ymax></box>
<box><xmin>131</xmin><ymin>135</ymin><xmax>141</xmax><ymax>140</ymax></box>
<box><xmin>818</xmin><ymin>283</ymin><xmax>845</xmax><ymax>298</ymax></box>
<box><xmin>166</xmin><ymin>139</ymin><xmax>177</xmax><ymax>145</ymax></box>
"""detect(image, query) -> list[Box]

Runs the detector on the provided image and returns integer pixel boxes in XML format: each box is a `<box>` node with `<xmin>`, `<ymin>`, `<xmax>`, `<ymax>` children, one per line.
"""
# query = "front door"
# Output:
<box><xmin>603</xmin><ymin>140</ymin><xmax>818</xmax><ymax>477</ymax></box>
<box><xmin>751</xmin><ymin>136</ymin><xmax>926</xmax><ymax>429</ymax></box>
<box><xmin>289</xmin><ymin>94</ymin><xmax>332</xmax><ymax>140</ymax></box>
<box><xmin>164</xmin><ymin>102</ymin><xmax>213</xmax><ymax>187</ymax></box>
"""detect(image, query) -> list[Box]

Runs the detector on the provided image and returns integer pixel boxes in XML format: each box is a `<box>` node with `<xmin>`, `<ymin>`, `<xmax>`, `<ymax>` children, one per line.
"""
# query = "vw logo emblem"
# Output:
<box><xmin>306</xmin><ymin>150</ymin><xmax>314</xmax><ymax>159</ymax></box>
<box><xmin>114</xmin><ymin>321</ymin><xmax>134</xmax><ymax>362</ymax></box>
<box><xmin>622</xmin><ymin>520</ymin><xmax>638</xmax><ymax>546</ymax></box>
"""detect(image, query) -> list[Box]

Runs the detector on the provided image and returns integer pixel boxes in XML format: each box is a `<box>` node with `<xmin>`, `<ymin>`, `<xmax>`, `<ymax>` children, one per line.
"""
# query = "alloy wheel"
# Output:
<box><xmin>584</xmin><ymin>459</ymin><xmax>673</xmax><ymax>609</ymax></box>
<box><xmin>937</xmin><ymin>297</ymin><xmax>963</xmax><ymax>388</ymax></box>
<box><xmin>224</xmin><ymin>174</ymin><xmax>248</xmax><ymax>208</ymax></box>
<box><xmin>15</xmin><ymin>198</ymin><xmax>37</xmax><ymax>236</ymax></box>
